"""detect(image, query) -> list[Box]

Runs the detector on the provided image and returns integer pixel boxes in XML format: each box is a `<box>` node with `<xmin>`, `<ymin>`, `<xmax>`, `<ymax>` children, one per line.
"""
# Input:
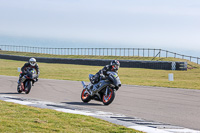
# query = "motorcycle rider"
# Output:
<box><xmin>88</xmin><ymin>60</ymin><xmax>120</xmax><ymax>93</ymax></box>
<box><xmin>17</xmin><ymin>58</ymin><xmax>40</xmax><ymax>86</ymax></box>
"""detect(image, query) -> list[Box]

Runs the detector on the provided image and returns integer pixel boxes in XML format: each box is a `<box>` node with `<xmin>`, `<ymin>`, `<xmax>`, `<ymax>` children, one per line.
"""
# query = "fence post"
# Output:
<box><xmin>166</xmin><ymin>51</ymin><xmax>168</xmax><ymax>58</ymax></box>
<box><xmin>128</xmin><ymin>48</ymin><xmax>129</xmax><ymax>57</ymax></box>
<box><xmin>138</xmin><ymin>48</ymin><xmax>140</xmax><ymax>57</ymax></box>
<box><xmin>159</xmin><ymin>49</ymin><xmax>161</xmax><ymax>58</ymax></box>
<box><xmin>143</xmin><ymin>48</ymin><xmax>144</xmax><ymax>57</ymax></box>
<box><xmin>75</xmin><ymin>48</ymin><xmax>76</xmax><ymax>55</ymax></box>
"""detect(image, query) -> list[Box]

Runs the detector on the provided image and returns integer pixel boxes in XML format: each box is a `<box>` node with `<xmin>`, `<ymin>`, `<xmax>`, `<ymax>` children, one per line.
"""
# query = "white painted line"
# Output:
<box><xmin>55</xmin><ymin>108</ymin><xmax>96</xmax><ymax>116</ymax></box>
<box><xmin>128</xmin><ymin>126</ymin><xmax>171</xmax><ymax>133</ymax></box>
<box><xmin>164</xmin><ymin>128</ymin><xmax>200</xmax><ymax>133</ymax></box>
<box><xmin>34</xmin><ymin>101</ymin><xmax>55</xmax><ymax>105</ymax></box>
<box><xmin>0</xmin><ymin>95</ymin><xmax>15</xmax><ymax>98</ymax></box>
<box><xmin>1</xmin><ymin>96</ymin><xmax>200</xmax><ymax>133</ymax></box>
<box><xmin>4</xmin><ymin>99</ymin><xmax>34</xmax><ymax>105</ymax></box>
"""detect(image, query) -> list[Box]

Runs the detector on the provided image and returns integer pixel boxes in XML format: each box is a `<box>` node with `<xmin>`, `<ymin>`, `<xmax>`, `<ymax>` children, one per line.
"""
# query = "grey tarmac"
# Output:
<box><xmin>0</xmin><ymin>75</ymin><xmax>200</xmax><ymax>130</ymax></box>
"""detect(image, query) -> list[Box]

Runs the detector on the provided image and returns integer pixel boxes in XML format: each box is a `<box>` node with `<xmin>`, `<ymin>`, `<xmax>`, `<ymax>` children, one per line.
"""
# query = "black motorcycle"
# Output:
<box><xmin>81</xmin><ymin>71</ymin><xmax>121</xmax><ymax>105</ymax></box>
<box><xmin>17</xmin><ymin>68</ymin><xmax>37</xmax><ymax>94</ymax></box>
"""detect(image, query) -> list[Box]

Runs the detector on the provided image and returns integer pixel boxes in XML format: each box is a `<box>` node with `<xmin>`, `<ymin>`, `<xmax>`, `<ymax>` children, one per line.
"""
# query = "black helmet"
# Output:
<box><xmin>110</xmin><ymin>60</ymin><xmax>120</xmax><ymax>70</ymax></box>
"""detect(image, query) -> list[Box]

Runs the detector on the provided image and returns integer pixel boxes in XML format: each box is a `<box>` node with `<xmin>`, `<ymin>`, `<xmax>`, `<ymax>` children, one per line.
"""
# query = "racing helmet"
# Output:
<box><xmin>29</xmin><ymin>58</ymin><xmax>36</xmax><ymax>66</ymax></box>
<box><xmin>110</xmin><ymin>60</ymin><xmax>120</xmax><ymax>70</ymax></box>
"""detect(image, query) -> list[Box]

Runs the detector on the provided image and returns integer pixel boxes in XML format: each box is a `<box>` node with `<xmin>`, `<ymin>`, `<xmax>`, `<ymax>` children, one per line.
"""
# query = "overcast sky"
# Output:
<box><xmin>0</xmin><ymin>0</ymin><xmax>200</xmax><ymax>55</ymax></box>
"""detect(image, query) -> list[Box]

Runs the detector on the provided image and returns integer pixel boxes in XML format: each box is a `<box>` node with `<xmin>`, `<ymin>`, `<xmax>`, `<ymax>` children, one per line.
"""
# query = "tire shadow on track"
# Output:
<box><xmin>0</xmin><ymin>92</ymin><xmax>21</xmax><ymax>95</ymax></box>
<box><xmin>62</xmin><ymin>102</ymin><xmax>103</xmax><ymax>106</ymax></box>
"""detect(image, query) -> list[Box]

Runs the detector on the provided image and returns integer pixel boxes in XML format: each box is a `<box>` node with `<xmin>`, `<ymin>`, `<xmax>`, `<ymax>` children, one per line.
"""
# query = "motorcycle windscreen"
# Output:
<box><xmin>108</xmin><ymin>74</ymin><xmax>121</xmax><ymax>87</ymax></box>
<box><xmin>27</xmin><ymin>68</ymin><xmax>37</xmax><ymax>79</ymax></box>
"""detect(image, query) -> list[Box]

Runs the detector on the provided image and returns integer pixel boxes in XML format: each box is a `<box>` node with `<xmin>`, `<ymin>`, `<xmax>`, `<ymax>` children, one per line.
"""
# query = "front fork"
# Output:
<box><xmin>20</xmin><ymin>82</ymin><xmax>24</xmax><ymax>91</ymax></box>
<box><xmin>81</xmin><ymin>81</ymin><xmax>92</xmax><ymax>95</ymax></box>
<box><xmin>105</xmin><ymin>86</ymin><xmax>110</xmax><ymax>96</ymax></box>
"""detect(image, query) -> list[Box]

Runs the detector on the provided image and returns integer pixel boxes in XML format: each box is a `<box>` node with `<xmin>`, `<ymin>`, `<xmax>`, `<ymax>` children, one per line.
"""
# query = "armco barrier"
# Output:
<box><xmin>0</xmin><ymin>54</ymin><xmax>187</xmax><ymax>70</ymax></box>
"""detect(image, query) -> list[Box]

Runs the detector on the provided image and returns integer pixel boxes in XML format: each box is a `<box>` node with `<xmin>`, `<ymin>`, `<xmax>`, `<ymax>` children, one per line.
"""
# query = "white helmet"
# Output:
<box><xmin>29</xmin><ymin>58</ymin><xmax>36</xmax><ymax>66</ymax></box>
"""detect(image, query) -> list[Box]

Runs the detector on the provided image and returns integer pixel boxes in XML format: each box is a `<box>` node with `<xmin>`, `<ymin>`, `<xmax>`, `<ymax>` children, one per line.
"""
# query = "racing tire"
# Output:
<box><xmin>25</xmin><ymin>81</ymin><xmax>32</xmax><ymax>94</ymax></box>
<box><xmin>17</xmin><ymin>85</ymin><xmax>22</xmax><ymax>93</ymax></box>
<box><xmin>81</xmin><ymin>89</ymin><xmax>91</xmax><ymax>103</ymax></box>
<box><xmin>102</xmin><ymin>88</ymin><xmax>115</xmax><ymax>105</ymax></box>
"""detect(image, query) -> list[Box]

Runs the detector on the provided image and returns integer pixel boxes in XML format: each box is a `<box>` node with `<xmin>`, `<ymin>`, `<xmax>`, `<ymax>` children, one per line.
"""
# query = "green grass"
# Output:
<box><xmin>0</xmin><ymin>51</ymin><xmax>199</xmax><ymax>132</ymax></box>
<box><xmin>0</xmin><ymin>58</ymin><xmax>200</xmax><ymax>89</ymax></box>
<box><xmin>0</xmin><ymin>100</ymin><xmax>140</xmax><ymax>133</ymax></box>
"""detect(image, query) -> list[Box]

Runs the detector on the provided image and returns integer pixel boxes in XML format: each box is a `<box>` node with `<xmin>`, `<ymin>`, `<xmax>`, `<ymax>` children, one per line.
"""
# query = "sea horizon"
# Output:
<box><xmin>0</xmin><ymin>35</ymin><xmax>199</xmax><ymax>58</ymax></box>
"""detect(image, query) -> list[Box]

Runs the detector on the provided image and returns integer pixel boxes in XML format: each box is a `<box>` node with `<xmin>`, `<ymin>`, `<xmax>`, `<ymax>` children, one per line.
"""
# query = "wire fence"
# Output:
<box><xmin>0</xmin><ymin>45</ymin><xmax>199</xmax><ymax>64</ymax></box>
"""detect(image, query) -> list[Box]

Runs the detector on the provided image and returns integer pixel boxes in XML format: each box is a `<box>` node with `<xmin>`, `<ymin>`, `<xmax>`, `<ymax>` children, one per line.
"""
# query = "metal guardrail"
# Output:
<box><xmin>0</xmin><ymin>45</ymin><xmax>199</xmax><ymax>64</ymax></box>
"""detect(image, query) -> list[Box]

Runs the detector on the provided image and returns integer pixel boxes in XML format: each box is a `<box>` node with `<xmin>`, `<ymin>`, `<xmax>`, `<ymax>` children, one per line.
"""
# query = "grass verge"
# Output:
<box><xmin>0</xmin><ymin>100</ymin><xmax>140</xmax><ymax>133</ymax></box>
<box><xmin>0</xmin><ymin>58</ymin><xmax>200</xmax><ymax>89</ymax></box>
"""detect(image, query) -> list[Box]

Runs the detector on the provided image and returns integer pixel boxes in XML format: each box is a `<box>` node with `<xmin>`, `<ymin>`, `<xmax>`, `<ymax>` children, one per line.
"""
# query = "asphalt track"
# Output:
<box><xmin>0</xmin><ymin>75</ymin><xmax>200</xmax><ymax>130</ymax></box>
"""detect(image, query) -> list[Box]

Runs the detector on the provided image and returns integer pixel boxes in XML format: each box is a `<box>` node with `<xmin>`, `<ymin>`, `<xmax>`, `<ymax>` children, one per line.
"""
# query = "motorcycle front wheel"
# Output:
<box><xmin>102</xmin><ymin>88</ymin><xmax>115</xmax><ymax>105</ymax></box>
<box><xmin>81</xmin><ymin>89</ymin><xmax>91</xmax><ymax>103</ymax></box>
<box><xmin>25</xmin><ymin>80</ymin><xmax>32</xmax><ymax>94</ymax></box>
<box><xmin>17</xmin><ymin>85</ymin><xmax>22</xmax><ymax>93</ymax></box>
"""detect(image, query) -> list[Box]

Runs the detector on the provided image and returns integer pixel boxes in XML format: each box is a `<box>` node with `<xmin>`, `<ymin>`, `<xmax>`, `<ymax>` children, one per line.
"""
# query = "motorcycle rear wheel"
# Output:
<box><xmin>102</xmin><ymin>88</ymin><xmax>115</xmax><ymax>105</ymax></box>
<box><xmin>81</xmin><ymin>89</ymin><xmax>91</xmax><ymax>103</ymax></box>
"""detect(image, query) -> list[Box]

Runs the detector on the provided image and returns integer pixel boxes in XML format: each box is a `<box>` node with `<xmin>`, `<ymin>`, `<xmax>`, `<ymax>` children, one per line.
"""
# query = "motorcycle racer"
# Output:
<box><xmin>81</xmin><ymin>60</ymin><xmax>121</xmax><ymax>105</ymax></box>
<box><xmin>17</xmin><ymin>58</ymin><xmax>40</xmax><ymax>86</ymax></box>
<box><xmin>89</xmin><ymin>60</ymin><xmax>120</xmax><ymax>89</ymax></box>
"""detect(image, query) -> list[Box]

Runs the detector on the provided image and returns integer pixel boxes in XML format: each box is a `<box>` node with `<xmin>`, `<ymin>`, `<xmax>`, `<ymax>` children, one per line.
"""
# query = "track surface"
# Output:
<box><xmin>1</xmin><ymin>75</ymin><xmax>200</xmax><ymax>130</ymax></box>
